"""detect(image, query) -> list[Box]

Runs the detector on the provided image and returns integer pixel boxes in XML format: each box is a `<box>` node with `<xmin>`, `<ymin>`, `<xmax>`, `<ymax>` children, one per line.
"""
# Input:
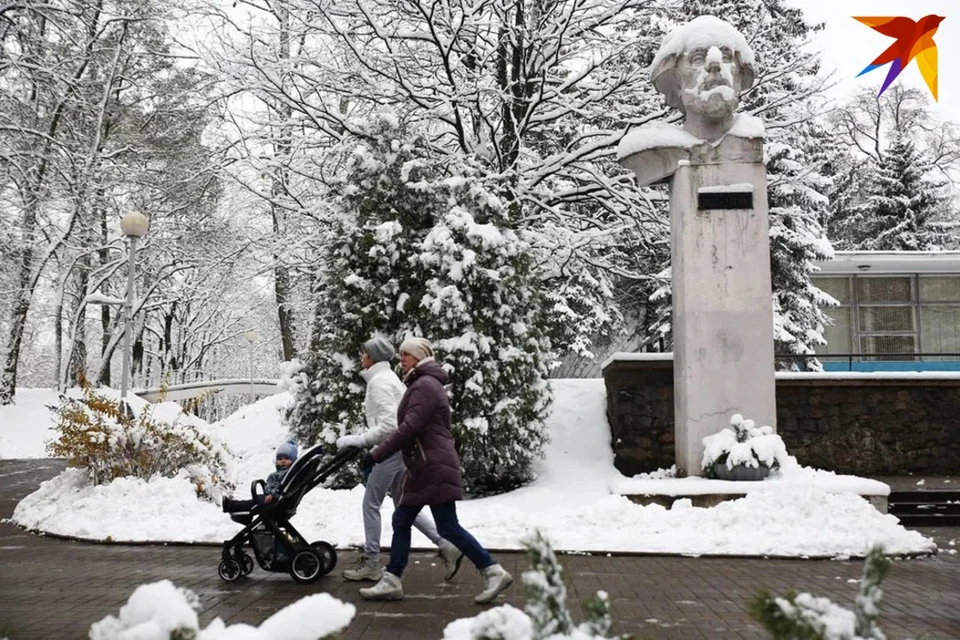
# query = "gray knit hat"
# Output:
<box><xmin>275</xmin><ymin>440</ymin><xmax>298</xmax><ymax>462</ymax></box>
<box><xmin>363</xmin><ymin>336</ymin><xmax>395</xmax><ymax>363</ymax></box>
<box><xmin>399</xmin><ymin>337</ymin><xmax>434</xmax><ymax>362</ymax></box>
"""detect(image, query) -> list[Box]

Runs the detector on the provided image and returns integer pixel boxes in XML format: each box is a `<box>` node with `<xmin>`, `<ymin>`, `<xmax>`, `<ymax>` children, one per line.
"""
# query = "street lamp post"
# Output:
<box><xmin>119</xmin><ymin>212</ymin><xmax>149</xmax><ymax>417</ymax></box>
<box><xmin>243</xmin><ymin>330</ymin><xmax>258</xmax><ymax>405</ymax></box>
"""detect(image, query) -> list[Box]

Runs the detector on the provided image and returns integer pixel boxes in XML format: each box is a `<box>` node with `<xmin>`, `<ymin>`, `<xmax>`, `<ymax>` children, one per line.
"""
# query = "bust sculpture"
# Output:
<box><xmin>618</xmin><ymin>15</ymin><xmax>764</xmax><ymax>185</ymax></box>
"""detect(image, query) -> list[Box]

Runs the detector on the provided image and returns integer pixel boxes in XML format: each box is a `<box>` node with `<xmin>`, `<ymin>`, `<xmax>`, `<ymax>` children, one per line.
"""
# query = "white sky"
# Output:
<box><xmin>5</xmin><ymin>382</ymin><xmax>947</xmax><ymax>558</ymax></box>
<box><xmin>789</xmin><ymin>0</ymin><xmax>959</xmax><ymax>121</ymax></box>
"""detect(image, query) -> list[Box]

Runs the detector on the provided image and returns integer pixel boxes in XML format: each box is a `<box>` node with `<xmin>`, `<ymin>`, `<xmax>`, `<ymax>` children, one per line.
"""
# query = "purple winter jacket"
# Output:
<box><xmin>370</xmin><ymin>358</ymin><xmax>463</xmax><ymax>506</ymax></box>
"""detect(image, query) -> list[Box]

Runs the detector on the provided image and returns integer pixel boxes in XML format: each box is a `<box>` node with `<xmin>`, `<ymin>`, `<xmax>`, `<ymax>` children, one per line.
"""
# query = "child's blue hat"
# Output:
<box><xmin>276</xmin><ymin>440</ymin><xmax>298</xmax><ymax>462</ymax></box>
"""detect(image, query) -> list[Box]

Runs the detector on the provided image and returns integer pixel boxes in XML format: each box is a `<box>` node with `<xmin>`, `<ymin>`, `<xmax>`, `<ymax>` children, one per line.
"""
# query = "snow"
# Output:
<box><xmin>612</xmin><ymin>463</ymin><xmax>889</xmax><ymax>498</ymax></box>
<box><xmin>88</xmin><ymin>579</ymin><xmax>355</xmax><ymax>640</ymax></box>
<box><xmin>0</xmin><ymin>389</ymin><xmax>61</xmax><ymax>459</ymax></box>
<box><xmin>84</xmin><ymin>292</ymin><xmax>126</xmax><ymax>306</ymax></box>
<box><xmin>727</xmin><ymin>113</ymin><xmax>765</xmax><ymax>139</ymax></box>
<box><xmin>5</xmin><ymin>381</ymin><xmax>936</xmax><ymax>557</ymax></box>
<box><xmin>616</xmin><ymin>122</ymin><xmax>700</xmax><ymax>159</ymax></box>
<box><xmin>650</xmin><ymin>15</ymin><xmax>755</xmax><ymax>76</ymax></box>
<box><xmin>616</xmin><ymin>114</ymin><xmax>765</xmax><ymax>165</ymax></box>
<box><xmin>0</xmin><ymin>388</ymin><xmax>207</xmax><ymax>460</ymax></box>
<box><xmin>698</xmin><ymin>183</ymin><xmax>754</xmax><ymax>194</ymax></box>
<box><xmin>442</xmin><ymin>605</ymin><xmax>534</xmax><ymax>640</ymax></box>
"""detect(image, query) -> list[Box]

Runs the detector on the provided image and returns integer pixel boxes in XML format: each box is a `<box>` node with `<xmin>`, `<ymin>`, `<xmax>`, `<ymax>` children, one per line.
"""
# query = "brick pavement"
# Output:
<box><xmin>1</xmin><ymin>459</ymin><xmax>958</xmax><ymax>640</ymax></box>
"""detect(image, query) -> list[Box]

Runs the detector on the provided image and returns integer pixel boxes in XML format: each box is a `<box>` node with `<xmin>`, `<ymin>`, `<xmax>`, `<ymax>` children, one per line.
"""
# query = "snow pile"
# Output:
<box><xmin>88</xmin><ymin>579</ymin><xmax>354</xmax><ymax>640</ymax></box>
<box><xmin>6</xmin><ymin>379</ymin><xmax>938</xmax><ymax>557</ymax></box>
<box><xmin>0</xmin><ymin>389</ymin><xmax>64</xmax><ymax>459</ymax></box>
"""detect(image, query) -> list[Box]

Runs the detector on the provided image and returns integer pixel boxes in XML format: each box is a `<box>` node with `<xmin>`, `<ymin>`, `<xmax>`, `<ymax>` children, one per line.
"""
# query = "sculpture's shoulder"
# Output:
<box><xmin>617</xmin><ymin>122</ymin><xmax>701</xmax><ymax>159</ymax></box>
<box><xmin>726</xmin><ymin>114</ymin><xmax>765</xmax><ymax>140</ymax></box>
<box><xmin>617</xmin><ymin>123</ymin><xmax>699</xmax><ymax>186</ymax></box>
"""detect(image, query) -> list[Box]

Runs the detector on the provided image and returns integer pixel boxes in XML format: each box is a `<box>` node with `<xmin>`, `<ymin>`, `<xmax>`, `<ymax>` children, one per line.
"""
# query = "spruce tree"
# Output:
<box><xmin>767</xmin><ymin>118</ymin><xmax>837</xmax><ymax>370</ymax></box>
<box><xmin>750</xmin><ymin>546</ymin><xmax>891</xmax><ymax>639</ymax></box>
<box><xmin>285</xmin><ymin>115</ymin><xmax>552</xmax><ymax>495</ymax></box>
<box><xmin>856</xmin><ymin>134</ymin><xmax>950</xmax><ymax>251</ymax></box>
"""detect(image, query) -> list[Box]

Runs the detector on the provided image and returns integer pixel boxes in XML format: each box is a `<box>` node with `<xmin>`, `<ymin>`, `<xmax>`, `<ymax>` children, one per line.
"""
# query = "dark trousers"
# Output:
<box><xmin>224</xmin><ymin>495</ymin><xmax>268</xmax><ymax>512</ymax></box>
<box><xmin>386</xmin><ymin>502</ymin><xmax>495</xmax><ymax>578</ymax></box>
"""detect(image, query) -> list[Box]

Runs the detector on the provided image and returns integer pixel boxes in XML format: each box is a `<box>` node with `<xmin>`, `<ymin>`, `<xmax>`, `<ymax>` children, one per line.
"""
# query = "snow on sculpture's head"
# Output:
<box><xmin>650</xmin><ymin>16</ymin><xmax>755</xmax><ymax>134</ymax></box>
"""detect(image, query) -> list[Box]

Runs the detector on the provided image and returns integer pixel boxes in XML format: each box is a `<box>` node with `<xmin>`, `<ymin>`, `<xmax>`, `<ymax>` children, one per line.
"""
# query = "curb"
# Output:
<box><xmin>12</xmin><ymin>524</ymin><xmax>939</xmax><ymax>560</ymax></box>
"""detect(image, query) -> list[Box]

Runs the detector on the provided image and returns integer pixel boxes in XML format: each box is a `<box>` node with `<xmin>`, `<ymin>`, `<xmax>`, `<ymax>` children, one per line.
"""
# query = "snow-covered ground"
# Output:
<box><xmin>3</xmin><ymin>381</ymin><xmax>936</xmax><ymax>557</ymax></box>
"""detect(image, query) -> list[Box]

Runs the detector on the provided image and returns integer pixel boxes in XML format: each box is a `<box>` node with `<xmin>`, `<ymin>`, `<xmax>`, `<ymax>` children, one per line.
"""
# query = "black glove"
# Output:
<box><xmin>360</xmin><ymin>451</ymin><xmax>375</xmax><ymax>474</ymax></box>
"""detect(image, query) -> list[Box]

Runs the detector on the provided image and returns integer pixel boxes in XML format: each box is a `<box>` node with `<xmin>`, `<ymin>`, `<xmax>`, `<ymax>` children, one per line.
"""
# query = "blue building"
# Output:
<box><xmin>812</xmin><ymin>251</ymin><xmax>960</xmax><ymax>371</ymax></box>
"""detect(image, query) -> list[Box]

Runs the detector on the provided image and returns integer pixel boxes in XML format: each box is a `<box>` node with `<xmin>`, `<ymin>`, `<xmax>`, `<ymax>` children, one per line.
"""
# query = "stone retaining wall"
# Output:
<box><xmin>603</xmin><ymin>357</ymin><xmax>960</xmax><ymax>477</ymax></box>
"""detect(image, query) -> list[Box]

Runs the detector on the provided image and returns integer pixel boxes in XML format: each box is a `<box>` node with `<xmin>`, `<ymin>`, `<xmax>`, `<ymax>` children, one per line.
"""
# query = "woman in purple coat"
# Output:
<box><xmin>358</xmin><ymin>337</ymin><xmax>513</xmax><ymax>604</ymax></box>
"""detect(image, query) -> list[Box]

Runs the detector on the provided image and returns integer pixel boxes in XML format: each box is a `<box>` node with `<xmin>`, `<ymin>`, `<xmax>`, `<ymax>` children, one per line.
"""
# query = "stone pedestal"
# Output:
<box><xmin>670</xmin><ymin>138</ymin><xmax>776</xmax><ymax>476</ymax></box>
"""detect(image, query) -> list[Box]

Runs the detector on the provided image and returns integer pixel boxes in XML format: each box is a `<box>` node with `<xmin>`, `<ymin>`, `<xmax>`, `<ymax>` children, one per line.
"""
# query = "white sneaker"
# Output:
<box><xmin>359</xmin><ymin>571</ymin><xmax>403</xmax><ymax>600</ymax></box>
<box><xmin>438</xmin><ymin>544</ymin><xmax>465</xmax><ymax>581</ymax></box>
<box><xmin>342</xmin><ymin>554</ymin><xmax>382</xmax><ymax>582</ymax></box>
<box><xmin>475</xmin><ymin>564</ymin><xmax>513</xmax><ymax>604</ymax></box>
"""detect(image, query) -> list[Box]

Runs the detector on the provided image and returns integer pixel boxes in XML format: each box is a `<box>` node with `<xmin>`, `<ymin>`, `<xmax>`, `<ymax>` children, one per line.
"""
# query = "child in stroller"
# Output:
<box><xmin>218</xmin><ymin>442</ymin><xmax>361</xmax><ymax>584</ymax></box>
<box><xmin>222</xmin><ymin>440</ymin><xmax>298</xmax><ymax>513</ymax></box>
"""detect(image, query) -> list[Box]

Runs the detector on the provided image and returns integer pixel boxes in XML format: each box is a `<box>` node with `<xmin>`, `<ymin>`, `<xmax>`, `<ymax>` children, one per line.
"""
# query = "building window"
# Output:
<box><xmin>812</xmin><ymin>274</ymin><xmax>960</xmax><ymax>361</ymax></box>
<box><xmin>919</xmin><ymin>276</ymin><xmax>960</xmax><ymax>361</ymax></box>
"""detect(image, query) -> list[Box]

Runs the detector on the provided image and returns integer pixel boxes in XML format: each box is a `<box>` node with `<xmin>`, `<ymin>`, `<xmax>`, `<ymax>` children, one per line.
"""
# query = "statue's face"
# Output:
<box><xmin>676</xmin><ymin>45</ymin><xmax>741</xmax><ymax>120</ymax></box>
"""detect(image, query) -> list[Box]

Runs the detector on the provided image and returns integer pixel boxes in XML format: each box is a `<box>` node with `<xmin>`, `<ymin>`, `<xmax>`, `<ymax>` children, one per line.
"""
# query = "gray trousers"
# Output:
<box><xmin>363</xmin><ymin>450</ymin><xmax>446</xmax><ymax>557</ymax></box>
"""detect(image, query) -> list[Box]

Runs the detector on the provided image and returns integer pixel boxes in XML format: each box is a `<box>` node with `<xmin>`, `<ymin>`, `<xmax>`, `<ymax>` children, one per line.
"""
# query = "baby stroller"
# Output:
<box><xmin>218</xmin><ymin>444</ymin><xmax>361</xmax><ymax>584</ymax></box>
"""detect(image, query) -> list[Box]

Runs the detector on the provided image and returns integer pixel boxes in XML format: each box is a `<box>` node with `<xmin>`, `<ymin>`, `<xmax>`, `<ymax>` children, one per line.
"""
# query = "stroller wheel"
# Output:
<box><xmin>239</xmin><ymin>552</ymin><xmax>254</xmax><ymax>576</ymax></box>
<box><xmin>310</xmin><ymin>541</ymin><xmax>337</xmax><ymax>575</ymax></box>
<box><xmin>289</xmin><ymin>548</ymin><xmax>323</xmax><ymax>584</ymax></box>
<box><xmin>218</xmin><ymin>558</ymin><xmax>243</xmax><ymax>582</ymax></box>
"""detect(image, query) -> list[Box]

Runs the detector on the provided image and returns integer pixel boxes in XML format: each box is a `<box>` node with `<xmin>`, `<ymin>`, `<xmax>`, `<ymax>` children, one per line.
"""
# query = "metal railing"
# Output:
<box><xmin>780</xmin><ymin>353</ymin><xmax>960</xmax><ymax>372</ymax></box>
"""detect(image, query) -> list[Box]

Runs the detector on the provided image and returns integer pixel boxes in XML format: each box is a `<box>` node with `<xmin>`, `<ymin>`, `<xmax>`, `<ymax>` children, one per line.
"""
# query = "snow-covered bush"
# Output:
<box><xmin>443</xmin><ymin>530</ymin><xmax>621</xmax><ymax>640</ymax></box>
<box><xmin>47</xmin><ymin>380</ymin><xmax>231</xmax><ymax>501</ymax></box>
<box><xmin>89</xmin><ymin>579</ymin><xmax>354</xmax><ymax>640</ymax></box>
<box><xmin>701</xmin><ymin>413</ymin><xmax>788</xmax><ymax>476</ymax></box>
<box><xmin>750</xmin><ymin>545</ymin><xmax>891</xmax><ymax>639</ymax></box>
<box><xmin>286</xmin><ymin>115</ymin><xmax>554</xmax><ymax>495</ymax></box>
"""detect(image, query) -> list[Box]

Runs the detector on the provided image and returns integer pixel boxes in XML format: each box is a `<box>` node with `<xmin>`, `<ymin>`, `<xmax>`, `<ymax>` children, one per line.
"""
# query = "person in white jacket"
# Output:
<box><xmin>336</xmin><ymin>336</ymin><xmax>464</xmax><ymax>582</ymax></box>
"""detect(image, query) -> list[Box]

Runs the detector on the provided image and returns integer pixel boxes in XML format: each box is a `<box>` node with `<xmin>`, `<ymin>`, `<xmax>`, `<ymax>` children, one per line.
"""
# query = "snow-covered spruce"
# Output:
<box><xmin>285</xmin><ymin>116</ymin><xmax>554</xmax><ymax>495</ymax></box>
<box><xmin>701</xmin><ymin>413</ymin><xmax>788</xmax><ymax>475</ymax></box>
<box><xmin>832</xmin><ymin>130</ymin><xmax>952</xmax><ymax>251</ymax></box>
<box><xmin>443</xmin><ymin>530</ymin><xmax>619</xmax><ymax>640</ymax></box>
<box><xmin>750</xmin><ymin>545</ymin><xmax>892</xmax><ymax>639</ymax></box>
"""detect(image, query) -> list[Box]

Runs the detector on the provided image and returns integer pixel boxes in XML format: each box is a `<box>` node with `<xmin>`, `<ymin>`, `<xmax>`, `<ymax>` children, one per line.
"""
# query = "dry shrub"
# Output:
<box><xmin>47</xmin><ymin>375</ymin><xmax>233</xmax><ymax>501</ymax></box>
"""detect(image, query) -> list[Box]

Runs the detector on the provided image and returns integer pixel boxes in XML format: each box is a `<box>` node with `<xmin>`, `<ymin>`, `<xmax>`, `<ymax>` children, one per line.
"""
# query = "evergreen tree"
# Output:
<box><xmin>767</xmin><ymin>118</ymin><xmax>836</xmax><ymax>370</ymax></box>
<box><xmin>827</xmin><ymin>86</ymin><xmax>959</xmax><ymax>252</ymax></box>
<box><xmin>840</xmin><ymin>134</ymin><xmax>951</xmax><ymax>251</ymax></box>
<box><xmin>522</xmin><ymin>530</ymin><xmax>617</xmax><ymax>640</ymax></box>
<box><xmin>823</xmin><ymin>153</ymin><xmax>873</xmax><ymax>250</ymax></box>
<box><xmin>285</xmin><ymin>115</ymin><xmax>553</xmax><ymax>495</ymax></box>
<box><xmin>751</xmin><ymin>546</ymin><xmax>891</xmax><ymax>639</ymax></box>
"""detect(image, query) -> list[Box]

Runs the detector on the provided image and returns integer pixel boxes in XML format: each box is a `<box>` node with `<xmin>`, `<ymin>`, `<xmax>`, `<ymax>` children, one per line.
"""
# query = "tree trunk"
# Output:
<box><xmin>274</xmin><ymin>253</ymin><xmax>297</xmax><ymax>362</ymax></box>
<box><xmin>272</xmin><ymin>0</ymin><xmax>298</xmax><ymax>363</ymax></box>
<box><xmin>0</xmin><ymin>198</ymin><xmax>40</xmax><ymax>404</ymax></box>
<box><xmin>68</xmin><ymin>262</ymin><xmax>90</xmax><ymax>386</ymax></box>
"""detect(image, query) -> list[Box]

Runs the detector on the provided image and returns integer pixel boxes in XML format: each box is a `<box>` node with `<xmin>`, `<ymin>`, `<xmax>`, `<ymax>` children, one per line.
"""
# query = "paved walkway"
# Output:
<box><xmin>1</xmin><ymin>459</ymin><xmax>958</xmax><ymax>640</ymax></box>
